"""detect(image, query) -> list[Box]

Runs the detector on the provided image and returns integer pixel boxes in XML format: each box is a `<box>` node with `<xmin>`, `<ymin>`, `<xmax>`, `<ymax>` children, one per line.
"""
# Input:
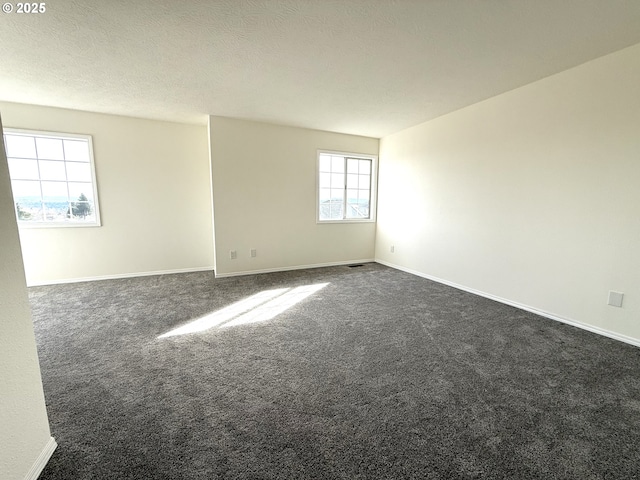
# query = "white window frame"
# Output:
<box><xmin>316</xmin><ymin>150</ymin><xmax>378</xmax><ymax>224</ymax></box>
<box><xmin>3</xmin><ymin>128</ymin><xmax>101</xmax><ymax>228</ymax></box>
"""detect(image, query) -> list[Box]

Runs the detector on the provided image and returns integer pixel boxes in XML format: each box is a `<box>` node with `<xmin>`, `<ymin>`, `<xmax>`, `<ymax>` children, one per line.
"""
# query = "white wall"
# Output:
<box><xmin>209</xmin><ymin>116</ymin><xmax>379</xmax><ymax>276</ymax></box>
<box><xmin>376</xmin><ymin>43</ymin><xmax>640</xmax><ymax>344</ymax></box>
<box><xmin>0</xmin><ymin>102</ymin><xmax>214</xmax><ymax>285</ymax></box>
<box><xmin>0</xmin><ymin>117</ymin><xmax>55</xmax><ymax>480</ymax></box>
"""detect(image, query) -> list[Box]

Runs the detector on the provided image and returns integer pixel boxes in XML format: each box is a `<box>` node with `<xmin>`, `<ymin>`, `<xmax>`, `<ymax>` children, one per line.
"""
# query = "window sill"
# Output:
<box><xmin>18</xmin><ymin>222</ymin><xmax>101</xmax><ymax>229</ymax></box>
<box><xmin>316</xmin><ymin>219</ymin><xmax>376</xmax><ymax>224</ymax></box>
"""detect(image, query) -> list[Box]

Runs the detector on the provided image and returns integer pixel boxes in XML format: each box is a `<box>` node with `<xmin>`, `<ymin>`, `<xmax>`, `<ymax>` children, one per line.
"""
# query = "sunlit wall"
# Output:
<box><xmin>376</xmin><ymin>43</ymin><xmax>640</xmax><ymax>344</ymax></box>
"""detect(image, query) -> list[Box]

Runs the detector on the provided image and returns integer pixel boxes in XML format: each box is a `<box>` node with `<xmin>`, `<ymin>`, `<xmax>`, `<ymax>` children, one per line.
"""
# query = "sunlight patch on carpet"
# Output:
<box><xmin>158</xmin><ymin>283</ymin><xmax>329</xmax><ymax>338</ymax></box>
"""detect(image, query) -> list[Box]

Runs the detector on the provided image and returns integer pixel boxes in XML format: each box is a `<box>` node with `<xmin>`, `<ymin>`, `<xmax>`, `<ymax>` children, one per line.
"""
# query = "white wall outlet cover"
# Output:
<box><xmin>608</xmin><ymin>291</ymin><xmax>624</xmax><ymax>308</ymax></box>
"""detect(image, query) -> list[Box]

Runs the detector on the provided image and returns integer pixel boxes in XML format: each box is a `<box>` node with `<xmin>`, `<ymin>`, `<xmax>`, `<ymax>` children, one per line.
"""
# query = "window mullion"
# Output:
<box><xmin>33</xmin><ymin>137</ymin><xmax>46</xmax><ymax>222</ymax></box>
<box><xmin>343</xmin><ymin>159</ymin><xmax>348</xmax><ymax>219</ymax></box>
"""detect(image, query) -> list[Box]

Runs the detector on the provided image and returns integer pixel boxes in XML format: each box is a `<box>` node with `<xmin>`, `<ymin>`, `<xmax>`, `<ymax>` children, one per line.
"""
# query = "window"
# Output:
<box><xmin>3</xmin><ymin>129</ymin><xmax>100</xmax><ymax>227</ymax></box>
<box><xmin>317</xmin><ymin>151</ymin><xmax>377</xmax><ymax>223</ymax></box>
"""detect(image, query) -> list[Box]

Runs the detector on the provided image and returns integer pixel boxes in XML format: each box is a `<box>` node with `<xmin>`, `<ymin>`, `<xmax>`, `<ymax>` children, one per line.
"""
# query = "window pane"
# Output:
<box><xmin>63</xmin><ymin>139</ymin><xmax>89</xmax><ymax>162</ymax></box>
<box><xmin>330</xmin><ymin>188</ymin><xmax>344</xmax><ymax>202</ymax></box>
<box><xmin>39</xmin><ymin>160</ymin><xmax>67</xmax><ymax>181</ymax></box>
<box><xmin>346</xmin><ymin>203</ymin><xmax>360</xmax><ymax>218</ymax></box>
<box><xmin>68</xmin><ymin>201</ymin><xmax>94</xmax><ymax>221</ymax></box>
<box><xmin>359</xmin><ymin>174</ymin><xmax>371</xmax><ymax>190</ymax></box>
<box><xmin>11</xmin><ymin>180</ymin><xmax>41</xmax><ymax>200</ymax></box>
<box><xmin>66</xmin><ymin>162</ymin><xmax>92</xmax><ymax>182</ymax></box>
<box><xmin>331</xmin><ymin>156</ymin><xmax>344</xmax><ymax>173</ymax></box>
<box><xmin>346</xmin><ymin>189</ymin><xmax>358</xmax><ymax>202</ymax></box>
<box><xmin>44</xmin><ymin>203</ymin><xmax>69</xmax><ymax>222</ymax></box>
<box><xmin>319</xmin><ymin>154</ymin><xmax>332</xmax><ymax>172</ymax></box>
<box><xmin>359</xmin><ymin>159</ymin><xmax>371</xmax><ymax>174</ymax></box>
<box><xmin>8</xmin><ymin>158</ymin><xmax>39</xmax><ymax>180</ymax></box>
<box><xmin>331</xmin><ymin>173</ymin><xmax>344</xmax><ymax>188</ymax></box>
<box><xmin>319</xmin><ymin>188</ymin><xmax>331</xmax><ymax>202</ymax></box>
<box><xmin>319</xmin><ymin>204</ymin><xmax>331</xmax><ymax>220</ymax></box>
<box><xmin>36</xmin><ymin>137</ymin><xmax>64</xmax><ymax>160</ymax></box>
<box><xmin>5</xmin><ymin>135</ymin><xmax>36</xmax><ymax>158</ymax></box>
<box><xmin>41</xmin><ymin>181</ymin><xmax>69</xmax><ymax>202</ymax></box>
<box><xmin>358</xmin><ymin>189</ymin><xmax>370</xmax><ymax>202</ymax></box>
<box><xmin>347</xmin><ymin>158</ymin><xmax>359</xmax><ymax>174</ymax></box>
<box><xmin>329</xmin><ymin>202</ymin><xmax>343</xmax><ymax>219</ymax></box>
<box><xmin>15</xmin><ymin>201</ymin><xmax>41</xmax><ymax>221</ymax></box>
<box><xmin>68</xmin><ymin>182</ymin><xmax>94</xmax><ymax>201</ymax></box>
<box><xmin>347</xmin><ymin>174</ymin><xmax>358</xmax><ymax>189</ymax></box>
<box><xmin>319</xmin><ymin>172</ymin><xmax>331</xmax><ymax>189</ymax></box>
<box><xmin>347</xmin><ymin>198</ymin><xmax>369</xmax><ymax>219</ymax></box>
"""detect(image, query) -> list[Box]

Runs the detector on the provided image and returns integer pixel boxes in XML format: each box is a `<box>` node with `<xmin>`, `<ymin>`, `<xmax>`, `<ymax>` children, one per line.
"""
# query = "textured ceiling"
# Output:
<box><xmin>1</xmin><ymin>0</ymin><xmax>640</xmax><ymax>137</ymax></box>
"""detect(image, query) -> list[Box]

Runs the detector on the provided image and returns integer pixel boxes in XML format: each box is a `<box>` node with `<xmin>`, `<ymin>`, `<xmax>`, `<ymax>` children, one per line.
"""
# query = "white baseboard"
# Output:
<box><xmin>376</xmin><ymin>259</ymin><xmax>640</xmax><ymax>349</ymax></box>
<box><xmin>24</xmin><ymin>436</ymin><xmax>57</xmax><ymax>480</ymax></box>
<box><xmin>214</xmin><ymin>259</ymin><xmax>375</xmax><ymax>278</ymax></box>
<box><xmin>27</xmin><ymin>266</ymin><xmax>214</xmax><ymax>287</ymax></box>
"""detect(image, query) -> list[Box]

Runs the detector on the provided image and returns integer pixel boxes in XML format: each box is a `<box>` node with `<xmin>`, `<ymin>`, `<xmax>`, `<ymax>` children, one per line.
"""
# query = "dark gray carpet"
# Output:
<box><xmin>31</xmin><ymin>263</ymin><xmax>640</xmax><ymax>479</ymax></box>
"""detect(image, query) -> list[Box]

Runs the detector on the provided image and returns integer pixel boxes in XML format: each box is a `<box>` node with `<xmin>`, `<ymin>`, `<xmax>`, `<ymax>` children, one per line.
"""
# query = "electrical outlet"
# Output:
<box><xmin>250</xmin><ymin>249</ymin><xmax>257</xmax><ymax>258</ymax></box>
<box><xmin>390</xmin><ymin>245</ymin><xmax>395</xmax><ymax>253</ymax></box>
<box><xmin>230</xmin><ymin>250</ymin><xmax>237</xmax><ymax>260</ymax></box>
<box><xmin>608</xmin><ymin>291</ymin><xmax>624</xmax><ymax>308</ymax></box>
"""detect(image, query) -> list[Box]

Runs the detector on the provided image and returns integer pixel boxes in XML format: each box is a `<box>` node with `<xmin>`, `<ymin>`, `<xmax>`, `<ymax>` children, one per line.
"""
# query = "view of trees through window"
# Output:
<box><xmin>3</xmin><ymin>129</ymin><xmax>99</xmax><ymax>225</ymax></box>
